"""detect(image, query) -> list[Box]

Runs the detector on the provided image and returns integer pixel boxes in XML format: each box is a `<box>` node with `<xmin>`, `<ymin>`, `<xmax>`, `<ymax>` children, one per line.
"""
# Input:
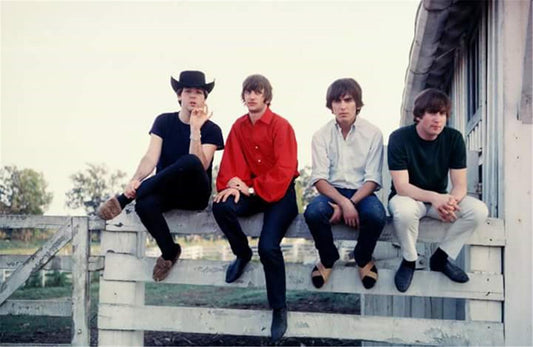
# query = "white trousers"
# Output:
<box><xmin>388</xmin><ymin>195</ymin><xmax>489</xmax><ymax>261</ymax></box>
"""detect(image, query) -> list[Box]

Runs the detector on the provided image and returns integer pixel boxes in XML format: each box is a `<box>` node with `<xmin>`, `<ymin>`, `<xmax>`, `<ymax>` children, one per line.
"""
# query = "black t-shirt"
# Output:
<box><xmin>150</xmin><ymin>112</ymin><xmax>224</xmax><ymax>182</ymax></box>
<box><xmin>387</xmin><ymin>124</ymin><xmax>466</xmax><ymax>199</ymax></box>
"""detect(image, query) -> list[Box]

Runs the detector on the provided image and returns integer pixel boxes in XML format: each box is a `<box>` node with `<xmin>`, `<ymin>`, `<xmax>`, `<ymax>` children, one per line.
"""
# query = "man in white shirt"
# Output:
<box><xmin>304</xmin><ymin>78</ymin><xmax>386</xmax><ymax>289</ymax></box>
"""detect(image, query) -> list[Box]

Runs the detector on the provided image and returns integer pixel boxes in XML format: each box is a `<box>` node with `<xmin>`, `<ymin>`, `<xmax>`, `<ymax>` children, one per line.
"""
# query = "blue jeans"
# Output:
<box><xmin>212</xmin><ymin>183</ymin><xmax>298</xmax><ymax>309</ymax></box>
<box><xmin>304</xmin><ymin>188</ymin><xmax>386</xmax><ymax>267</ymax></box>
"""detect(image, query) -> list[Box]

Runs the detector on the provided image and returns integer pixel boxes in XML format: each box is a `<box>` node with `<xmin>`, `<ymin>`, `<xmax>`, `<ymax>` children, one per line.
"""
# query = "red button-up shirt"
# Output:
<box><xmin>216</xmin><ymin>107</ymin><xmax>299</xmax><ymax>202</ymax></box>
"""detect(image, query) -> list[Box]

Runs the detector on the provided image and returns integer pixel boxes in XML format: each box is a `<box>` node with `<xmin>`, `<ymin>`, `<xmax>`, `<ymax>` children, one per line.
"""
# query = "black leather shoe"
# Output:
<box><xmin>271</xmin><ymin>308</ymin><xmax>288</xmax><ymax>343</ymax></box>
<box><xmin>394</xmin><ymin>263</ymin><xmax>415</xmax><ymax>292</ymax></box>
<box><xmin>431</xmin><ymin>260</ymin><xmax>469</xmax><ymax>283</ymax></box>
<box><xmin>225</xmin><ymin>256</ymin><xmax>251</xmax><ymax>283</ymax></box>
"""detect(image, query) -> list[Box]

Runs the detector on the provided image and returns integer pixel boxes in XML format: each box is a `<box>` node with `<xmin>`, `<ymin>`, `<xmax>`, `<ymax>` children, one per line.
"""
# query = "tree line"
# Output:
<box><xmin>0</xmin><ymin>164</ymin><xmax>316</xmax><ymax>216</ymax></box>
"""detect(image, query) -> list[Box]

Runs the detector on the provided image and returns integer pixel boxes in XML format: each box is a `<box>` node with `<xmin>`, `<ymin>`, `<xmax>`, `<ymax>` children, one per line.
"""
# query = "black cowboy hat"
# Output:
<box><xmin>170</xmin><ymin>70</ymin><xmax>215</xmax><ymax>94</ymax></box>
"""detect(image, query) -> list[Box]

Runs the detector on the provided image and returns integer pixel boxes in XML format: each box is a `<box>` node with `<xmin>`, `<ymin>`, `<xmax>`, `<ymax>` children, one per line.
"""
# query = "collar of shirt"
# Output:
<box><xmin>240</xmin><ymin>107</ymin><xmax>274</xmax><ymax>126</ymax></box>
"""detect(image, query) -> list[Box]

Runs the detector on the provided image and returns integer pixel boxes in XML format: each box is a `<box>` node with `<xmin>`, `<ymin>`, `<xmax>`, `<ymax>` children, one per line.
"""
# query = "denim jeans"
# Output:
<box><xmin>212</xmin><ymin>183</ymin><xmax>298</xmax><ymax>309</ymax></box>
<box><xmin>135</xmin><ymin>154</ymin><xmax>211</xmax><ymax>260</ymax></box>
<box><xmin>304</xmin><ymin>188</ymin><xmax>386</xmax><ymax>267</ymax></box>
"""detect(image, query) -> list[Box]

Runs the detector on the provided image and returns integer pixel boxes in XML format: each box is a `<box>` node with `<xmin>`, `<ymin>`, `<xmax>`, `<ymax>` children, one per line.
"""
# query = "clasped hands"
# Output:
<box><xmin>214</xmin><ymin>177</ymin><xmax>251</xmax><ymax>203</ymax></box>
<box><xmin>433</xmin><ymin>194</ymin><xmax>460</xmax><ymax>222</ymax></box>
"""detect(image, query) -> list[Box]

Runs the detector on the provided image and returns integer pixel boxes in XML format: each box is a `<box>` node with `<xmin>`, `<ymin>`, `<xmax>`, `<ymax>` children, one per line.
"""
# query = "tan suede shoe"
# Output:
<box><xmin>96</xmin><ymin>196</ymin><xmax>122</xmax><ymax>220</ymax></box>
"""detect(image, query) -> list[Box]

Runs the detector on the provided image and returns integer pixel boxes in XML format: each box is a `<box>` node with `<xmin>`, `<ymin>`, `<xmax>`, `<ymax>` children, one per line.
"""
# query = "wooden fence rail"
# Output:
<box><xmin>0</xmin><ymin>209</ymin><xmax>505</xmax><ymax>346</ymax></box>
<box><xmin>98</xmin><ymin>205</ymin><xmax>505</xmax><ymax>346</ymax></box>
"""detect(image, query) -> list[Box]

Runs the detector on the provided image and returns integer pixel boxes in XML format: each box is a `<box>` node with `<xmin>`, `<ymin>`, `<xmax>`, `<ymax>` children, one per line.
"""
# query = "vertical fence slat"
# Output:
<box><xmin>71</xmin><ymin>217</ymin><xmax>90</xmax><ymax>346</ymax></box>
<box><xmin>98</xmin><ymin>229</ymin><xmax>145</xmax><ymax>346</ymax></box>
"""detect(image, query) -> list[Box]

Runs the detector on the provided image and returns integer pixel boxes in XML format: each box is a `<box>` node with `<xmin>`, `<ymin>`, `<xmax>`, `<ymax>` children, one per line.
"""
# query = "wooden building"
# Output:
<box><xmin>400</xmin><ymin>0</ymin><xmax>532</xmax><ymax>345</ymax></box>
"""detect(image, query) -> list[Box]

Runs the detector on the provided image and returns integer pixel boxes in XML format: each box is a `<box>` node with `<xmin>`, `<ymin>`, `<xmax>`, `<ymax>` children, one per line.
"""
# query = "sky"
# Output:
<box><xmin>1</xmin><ymin>0</ymin><xmax>420</xmax><ymax>215</ymax></box>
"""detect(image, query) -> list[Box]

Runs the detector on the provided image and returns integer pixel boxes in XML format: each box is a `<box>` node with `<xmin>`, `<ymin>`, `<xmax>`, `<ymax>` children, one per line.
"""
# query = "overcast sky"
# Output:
<box><xmin>1</xmin><ymin>0</ymin><xmax>419</xmax><ymax>215</ymax></box>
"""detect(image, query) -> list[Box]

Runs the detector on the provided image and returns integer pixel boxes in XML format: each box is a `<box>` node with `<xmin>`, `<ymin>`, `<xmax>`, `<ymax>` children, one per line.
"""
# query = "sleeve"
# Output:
<box><xmin>309</xmin><ymin>130</ymin><xmax>330</xmax><ymax>186</ymax></box>
<box><xmin>216</xmin><ymin>125</ymin><xmax>252</xmax><ymax>192</ymax></box>
<box><xmin>201</xmin><ymin>121</ymin><xmax>224</xmax><ymax>150</ymax></box>
<box><xmin>253</xmin><ymin>121</ymin><xmax>298</xmax><ymax>202</ymax></box>
<box><xmin>363</xmin><ymin>129</ymin><xmax>384</xmax><ymax>188</ymax></box>
<box><xmin>149</xmin><ymin>114</ymin><xmax>166</xmax><ymax>138</ymax></box>
<box><xmin>387</xmin><ymin>130</ymin><xmax>408</xmax><ymax>171</ymax></box>
<box><xmin>449</xmin><ymin>131</ymin><xmax>467</xmax><ymax>169</ymax></box>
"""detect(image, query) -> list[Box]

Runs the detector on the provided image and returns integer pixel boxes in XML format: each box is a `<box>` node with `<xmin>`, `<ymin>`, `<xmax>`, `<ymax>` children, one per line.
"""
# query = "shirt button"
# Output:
<box><xmin>257</xmin><ymin>159</ymin><xmax>262</xmax><ymax>163</ymax></box>
<box><xmin>255</xmin><ymin>146</ymin><xmax>259</xmax><ymax>150</ymax></box>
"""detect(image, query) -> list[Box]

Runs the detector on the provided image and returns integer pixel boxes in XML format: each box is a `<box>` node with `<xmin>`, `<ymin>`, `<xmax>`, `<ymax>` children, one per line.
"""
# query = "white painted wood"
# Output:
<box><xmin>98</xmin><ymin>304</ymin><xmax>504</xmax><ymax>346</ymax></box>
<box><xmin>99</xmin><ymin>230</ymin><xmax>139</xmax><ymax>255</ymax></box>
<box><xmin>501</xmin><ymin>1</ymin><xmax>533</xmax><ymax>345</ymax></box>
<box><xmin>98</xmin><ymin>228</ymin><xmax>145</xmax><ymax>347</ymax></box>
<box><xmin>107</xmin><ymin>208</ymin><xmax>505</xmax><ymax>246</ymax></box>
<box><xmin>0</xmin><ymin>299</ymin><xmax>71</xmax><ymax>316</ymax></box>
<box><xmin>71</xmin><ymin>217</ymin><xmax>90</xmax><ymax>347</ymax></box>
<box><xmin>0</xmin><ymin>215</ymin><xmax>70</xmax><ymax>230</ymax></box>
<box><xmin>0</xmin><ymin>220</ymin><xmax>72</xmax><ymax>305</ymax></box>
<box><xmin>0</xmin><ymin>255</ymin><xmax>104</xmax><ymax>272</ymax></box>
<box><xmin>103</xmin><ymin>254</ymin><xmax>504</xmax><ymax>301</ymax></box>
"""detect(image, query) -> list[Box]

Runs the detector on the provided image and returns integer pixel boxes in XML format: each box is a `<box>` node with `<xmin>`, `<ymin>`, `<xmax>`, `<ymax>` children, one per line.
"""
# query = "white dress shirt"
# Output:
<box><xmin>309</xmin><ymin>117</ymin><xmax>383</xmax><ymax>190</ymax></box>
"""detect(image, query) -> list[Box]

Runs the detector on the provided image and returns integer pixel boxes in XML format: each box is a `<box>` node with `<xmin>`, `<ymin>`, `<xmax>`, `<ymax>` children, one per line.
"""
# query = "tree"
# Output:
<box><xmin>0</xmin><ymin>165</ymin><xmax>53</xmax><ymax>215</ymax></box>
<box><xmin>65</xmin><ymin>163</ymin><xmax>126</xmax><ymax>216</ymax></box>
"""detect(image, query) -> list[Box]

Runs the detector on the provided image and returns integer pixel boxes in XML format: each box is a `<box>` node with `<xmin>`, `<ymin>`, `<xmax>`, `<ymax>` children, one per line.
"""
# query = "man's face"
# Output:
<box><xmin>178</xmin><ymin>88</ymin><xmax>206</xmax><ymax>112</ymax></box>
<box><xmin>331</xmin><ymin>94</ymin><xmax>357</xmax><ymax>125</ymax></box>
<box><xmin>243</xmin><ymin>89</ymin><xmax>268</xmax><ymax>114</ymax></box>
<box><xmin>416</xmin><ymin>110</ymin><xmax>447</xmax><ymax>140</ymax></box>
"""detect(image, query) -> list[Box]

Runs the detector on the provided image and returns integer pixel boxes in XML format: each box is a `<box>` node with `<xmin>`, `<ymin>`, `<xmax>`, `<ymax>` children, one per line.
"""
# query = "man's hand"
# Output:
<box><xmin>214</xmin><ymin>187</ymin><xmax>241</xmax><ymax>203</ymax></box>
<box><xmin>432</xmin><ymin>193</ymin><xmax>460</xmax><ymax>222</ymax></box>
<box><xmin>340</xmin><ymin>198</ymin><xmax>360</xmax><ymax>228</ymax></box>
<box><xmin>328</xmin><ymin>202</ymin><xmax>343</xmax><ymax>224</ymax></box>
<box><xmin>190</xmin><ymin>104</ymin><xmax>212</xmax><ymax>131</ymax></box>
<box><xmin>124</xmin><ymin>179</ymin><xmax>141</xmax><ymax>199</ymax></box>
<box><xmin>227</xmin><ymin>177</ymin><xmax>250</xmax><ymax>196</ymax></box>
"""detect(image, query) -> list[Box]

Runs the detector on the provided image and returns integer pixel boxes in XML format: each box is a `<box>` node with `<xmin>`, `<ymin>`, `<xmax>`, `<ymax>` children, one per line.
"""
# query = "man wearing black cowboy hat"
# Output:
<box><xmin>97</xmin><ymin>70</ymin><xmax>224</xmax><ymax>282</ymax></box>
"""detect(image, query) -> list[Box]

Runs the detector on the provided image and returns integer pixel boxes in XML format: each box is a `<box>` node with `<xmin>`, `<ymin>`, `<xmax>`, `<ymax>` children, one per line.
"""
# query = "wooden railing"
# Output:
<box><xmin>97</xmin><ymin>204</ymin><xmax>505</xmax><ymax>346</ymax></box>
<box><xmin>0</xmin><ymin>215</ymin><xmax>104</xmax><ymax>346</ymax></box>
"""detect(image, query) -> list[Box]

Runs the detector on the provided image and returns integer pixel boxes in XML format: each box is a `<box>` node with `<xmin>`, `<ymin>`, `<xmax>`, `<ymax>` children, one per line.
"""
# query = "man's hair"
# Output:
<box><xmin>241</xmin><ymin>74</ymin><xmax>273</xmax><ymax>106</ymax></box>
<box><xmin>326</xmin><ymin>78</ymin><xmax>364</xmax><ymax>114</ymax></box>
<box><xmin>176</xmin><ymin>88</ymin><xmax>209</xmax><ymax>99</ymax></box>
<box><xmin>412</xmin><ymin>88</ymin><xmax>451</xmax><ymax>123</ymax></box>
<box><xmin>176</xmin><ymin>88</ymin><xmax>208</xmax><ymax>106</ymax></box>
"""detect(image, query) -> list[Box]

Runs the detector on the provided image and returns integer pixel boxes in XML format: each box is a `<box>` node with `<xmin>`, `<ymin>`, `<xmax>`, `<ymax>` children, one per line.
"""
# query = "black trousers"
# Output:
<box><xmin>212</xmin><ymin>183</ymin><xmax>298</xmax><ymax>309</ymax></box>
<box><xmin>135</xmin><ymin>154</ymin><xmax>210</xmax><ymax>260</ymax></box>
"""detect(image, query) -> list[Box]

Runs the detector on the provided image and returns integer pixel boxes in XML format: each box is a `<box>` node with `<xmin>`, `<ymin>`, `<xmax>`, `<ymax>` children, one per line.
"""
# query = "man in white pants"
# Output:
<box><xmin>387</xmin><ymin>88</ymin><xmax>488</xmax><ymax>292</ymax></box>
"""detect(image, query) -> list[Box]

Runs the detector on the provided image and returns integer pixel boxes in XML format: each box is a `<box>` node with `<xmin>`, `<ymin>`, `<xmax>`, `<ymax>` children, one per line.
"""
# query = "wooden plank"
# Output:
<box><xmin>98</xmin><ymin>228</ymin><xmax>145</xmax><ymax>346</ymax></box>
<box><xmin>98</xmin><ymin>304</ymin><xmax>504</xmax><ymax>346</ymax></box>
<box><xmin>106</xmin><ymin>207</ymin><xmax>505</xmax><ymax>246</ymax></box>
<box><xmin>0</xmin><ymin>255</ymin><xmax>104</xmax><ymax>272</ymax></box>
<box><xmin>71</xmin><ymin>217</ymin><xmax>90</xmax><ymax>347</ymax></box>
<box><xmin>0</xmin><ymin>215</ymin><xmax>70</xmax><ymax>230</ymax></box>
<box><xmin>0</xmin><ymin>220</ymin><xmax>72</xmax><ymax>305</ymax></box>
<box><xmin>103</xmin><ymin>254</ymin><xmax>504</xmax><ymax>301</ymax></box>
<box><xmin>0</xmin><ymin>299</ymin><xmax>71</xmax><ymax>316</ymax></box>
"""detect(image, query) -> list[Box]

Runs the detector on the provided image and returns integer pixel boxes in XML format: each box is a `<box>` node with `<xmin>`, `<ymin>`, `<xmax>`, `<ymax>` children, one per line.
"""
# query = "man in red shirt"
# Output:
<box><xmin>212</xmin><ymin>74</ymin><xmax>299</xmax><ymax>343</ymax></box>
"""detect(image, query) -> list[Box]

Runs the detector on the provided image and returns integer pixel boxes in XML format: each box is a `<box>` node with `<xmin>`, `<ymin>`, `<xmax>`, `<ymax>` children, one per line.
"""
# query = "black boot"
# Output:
<box><xmin>270</xmin><ymin>307</ymin><xmax>288</xmax><ymax>343</ymax></box>
<box><xmin>225</xmin><ymin>256</ymin><xmax>251</xmax><ymax>283</ymax></box>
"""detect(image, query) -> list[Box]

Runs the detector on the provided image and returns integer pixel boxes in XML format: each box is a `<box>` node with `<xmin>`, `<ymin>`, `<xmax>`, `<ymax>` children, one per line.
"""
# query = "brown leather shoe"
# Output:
<box><xmin>96</xmin><ymin>196</ymin><xmax>122</xmax><ymax>220</ymax></box>
<box><xmin>152</xmin><ymin>248</ymin><xmax>181</xmax><ymax>282</ymax></box>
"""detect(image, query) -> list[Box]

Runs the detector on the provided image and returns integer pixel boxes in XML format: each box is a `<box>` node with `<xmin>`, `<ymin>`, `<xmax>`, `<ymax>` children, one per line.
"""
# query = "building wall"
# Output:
<box><xmin>500</xmin><ymin>1</ymin><xmax>532</xmax><ymax>345</ymax></box>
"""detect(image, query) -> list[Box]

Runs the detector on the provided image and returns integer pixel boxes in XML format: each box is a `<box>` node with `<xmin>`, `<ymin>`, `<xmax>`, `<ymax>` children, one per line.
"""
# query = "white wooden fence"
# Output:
<box><xmin>0</xmin><ymin>215</ymin><xmax>105</xmax><ymax>346</ymax></box>
<box><xmin>98</xmin><ymin>204</ymin><xmax>505</xmax><ymax>346</ymax></box>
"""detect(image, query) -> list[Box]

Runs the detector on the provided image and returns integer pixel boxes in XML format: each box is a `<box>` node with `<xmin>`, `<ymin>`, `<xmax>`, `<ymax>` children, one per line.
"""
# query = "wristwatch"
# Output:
<box><xmin>248</xmin><ymin>187</ymin><xmax>255</xmax><ymax>196</ymax></box>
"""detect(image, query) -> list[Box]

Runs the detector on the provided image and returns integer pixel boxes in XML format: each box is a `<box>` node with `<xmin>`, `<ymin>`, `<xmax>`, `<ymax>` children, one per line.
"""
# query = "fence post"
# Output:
<box><xmin>98</xmin><ymin>227</ymin><xmax>145</xmax><ymax>346</ymax></box>
<box><xmin>71</xmin><ymin>216</ymin><xmax>90</xmax><ymax>346</ymax></box>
